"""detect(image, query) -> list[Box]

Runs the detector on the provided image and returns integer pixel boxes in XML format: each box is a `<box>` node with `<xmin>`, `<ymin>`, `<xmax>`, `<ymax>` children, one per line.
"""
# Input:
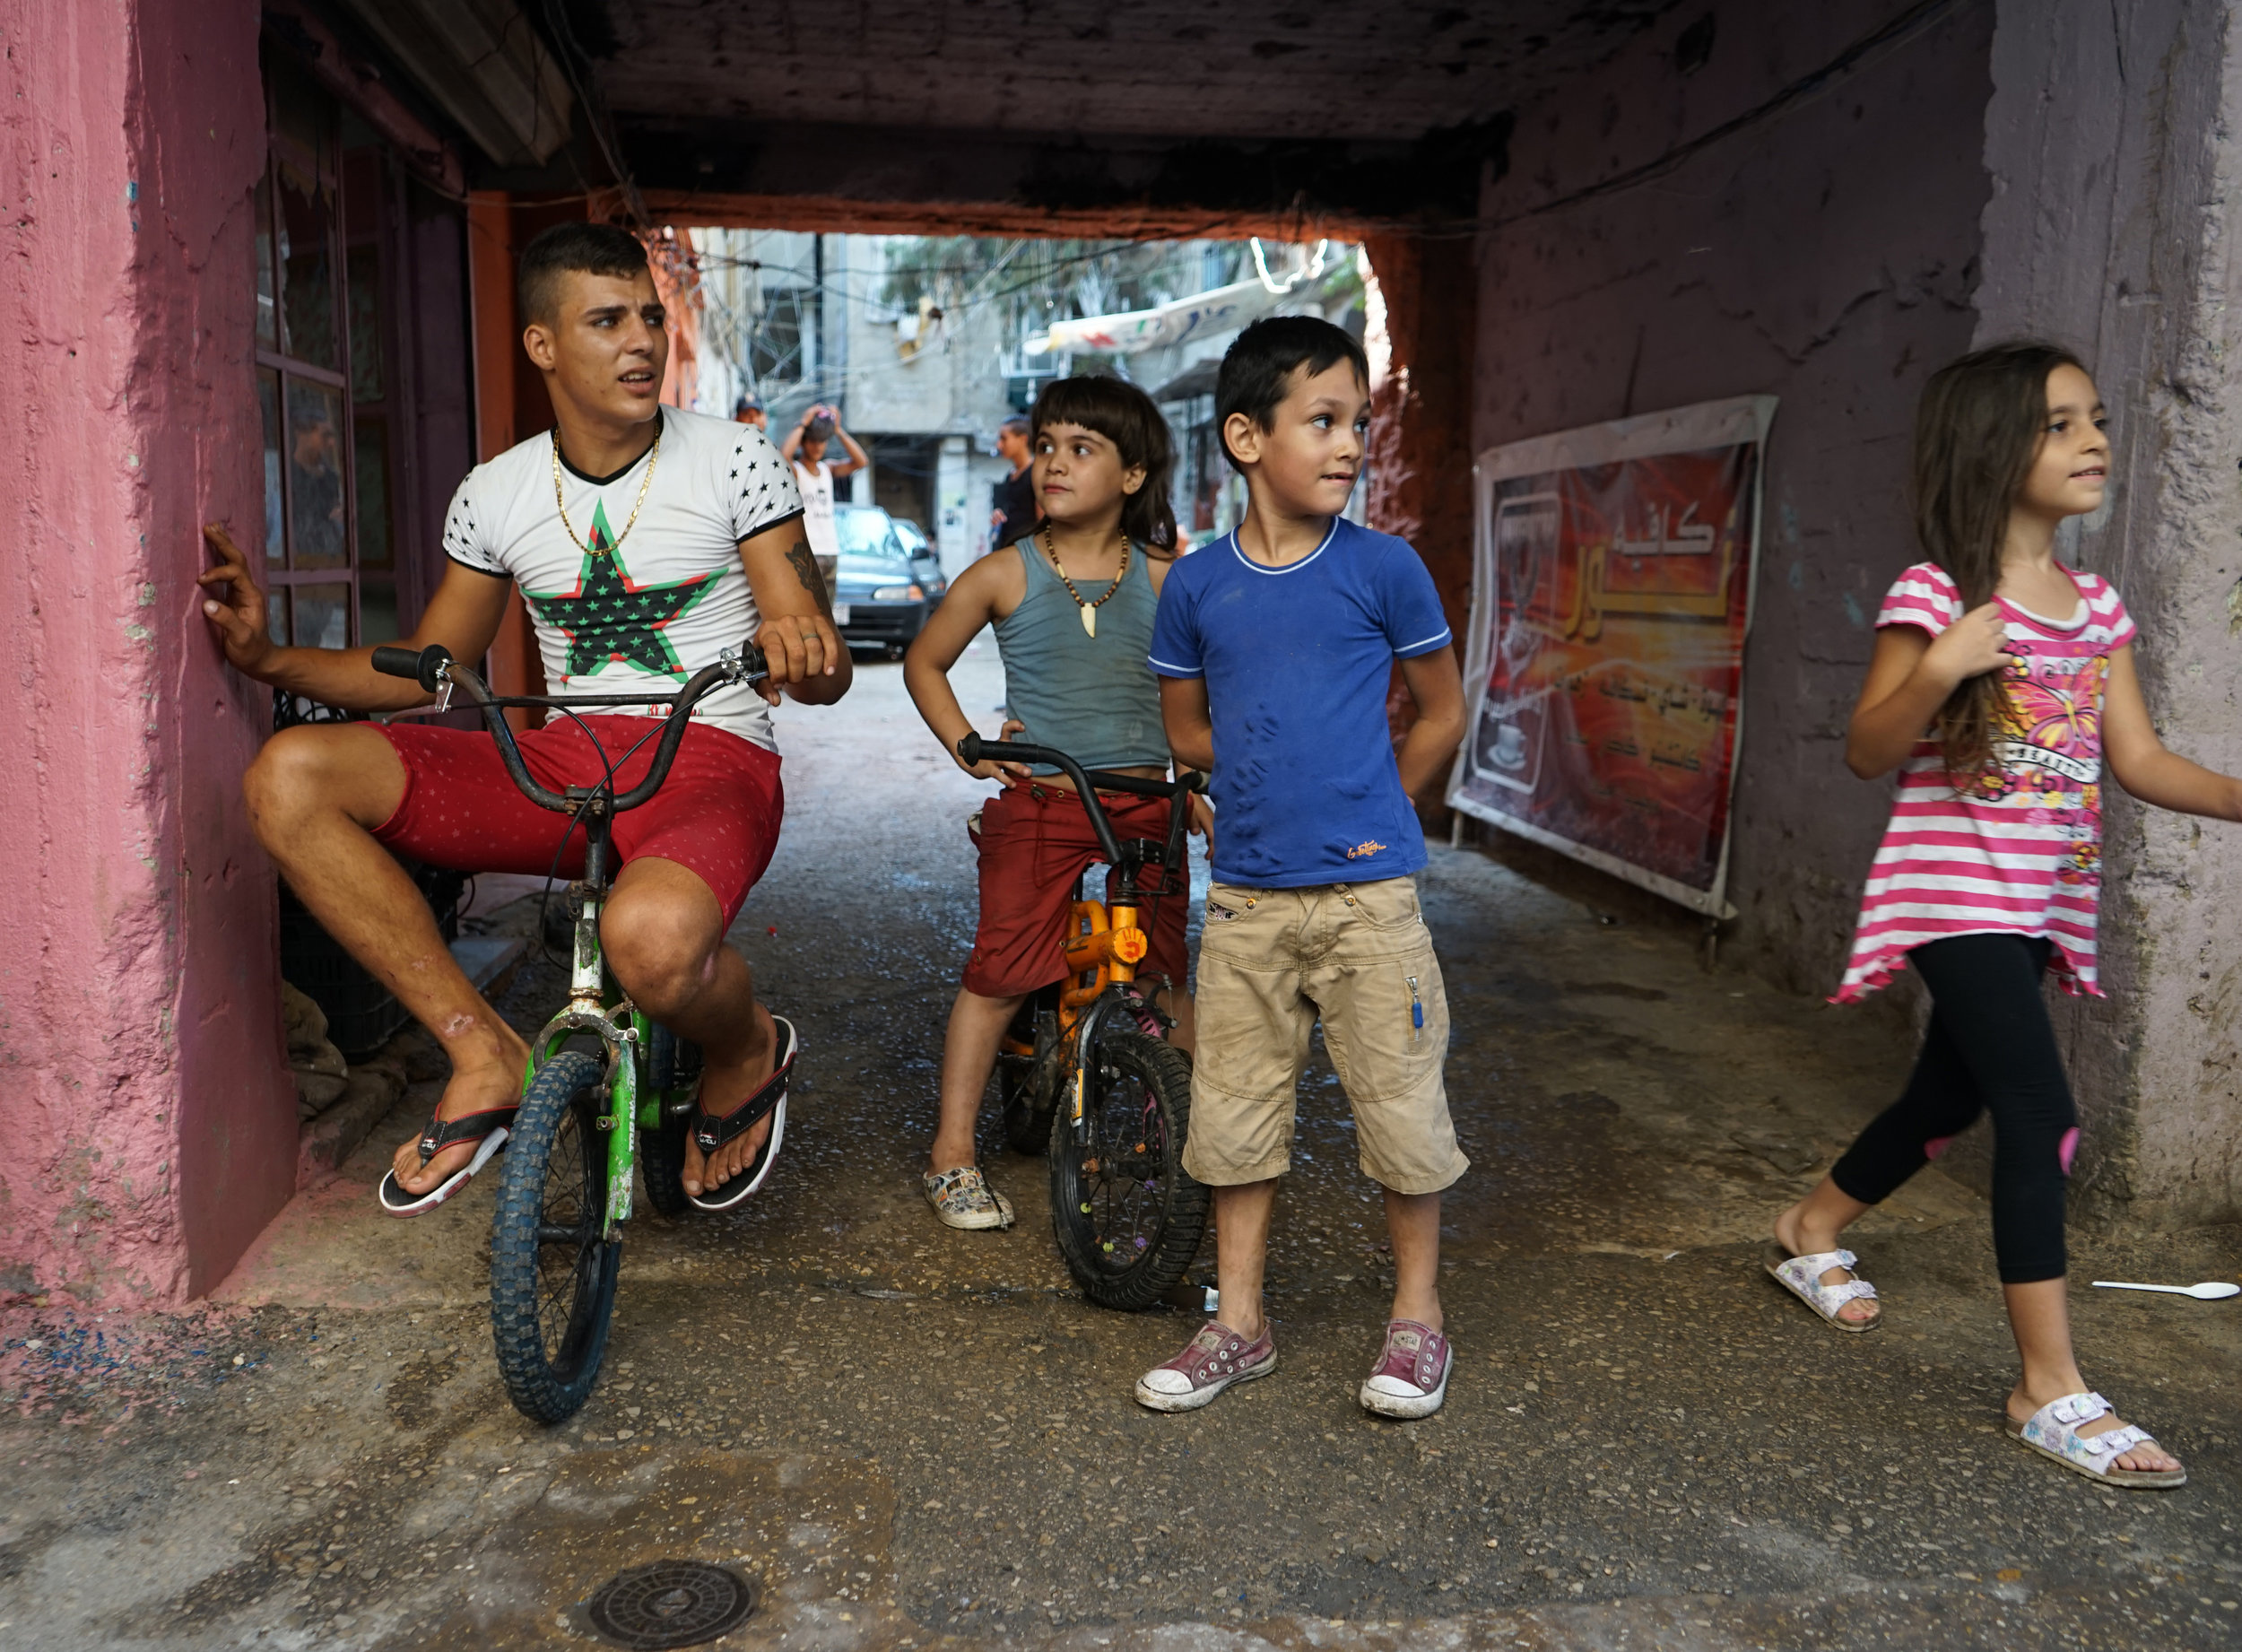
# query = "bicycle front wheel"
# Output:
<box><xmin>1047</xmin><ymin>1029</ymin><xmax>1208</xmax><ymax>1310</ymax></box>
<box><xmin>640</xmin><ymin>1026</ymin><xmax>700</xmax><ymax>1218</ymax></box>
<box><xmin>490</xmin><ymin>1049</ymin><xmax>621</xmax><ymax>1422</ymax></box>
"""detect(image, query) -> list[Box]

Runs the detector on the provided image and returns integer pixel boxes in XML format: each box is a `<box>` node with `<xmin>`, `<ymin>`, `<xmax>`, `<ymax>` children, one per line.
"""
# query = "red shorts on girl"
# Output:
<box><xmin>964</xmin><ymin>782</ymin><xmax>1190</xmax><ymax>999</ymax></box>
<box><xmin>371</xmin><ymin>715</ymin><xmax>784</xmax><ymax>928</ymax></box>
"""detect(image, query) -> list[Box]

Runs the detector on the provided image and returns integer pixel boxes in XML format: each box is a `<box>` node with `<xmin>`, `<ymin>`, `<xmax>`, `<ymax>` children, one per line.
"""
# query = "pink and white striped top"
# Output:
<box><xmin>1835</xmin><ymin>561</ymin><xmax>2136</xmax><ymax>1003</ymax></box>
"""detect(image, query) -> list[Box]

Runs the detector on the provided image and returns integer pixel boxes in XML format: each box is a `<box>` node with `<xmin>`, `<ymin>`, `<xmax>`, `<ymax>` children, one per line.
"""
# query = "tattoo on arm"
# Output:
<box><xmin>784</xmin><ymin>540</ymin><xmax>834</xmax><ymax>618</ymax></box>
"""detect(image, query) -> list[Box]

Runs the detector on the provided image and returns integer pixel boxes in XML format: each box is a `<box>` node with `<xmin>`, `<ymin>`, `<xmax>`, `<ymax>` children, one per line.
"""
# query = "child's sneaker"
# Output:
<box><xmin>923</xmin><ymin>1166</ymin><xmax>1014</xmax><ymax>1230</ymax></box>
<box><xmin>1134</xmin><ymin>1320</ymin><xmax>1276</xmax><ymax>1412</ymax></box>
<box><xmin>1359</xmin><ymin>1319</ymin><xmax>1450</xmax><ymax>1418</ymax></box>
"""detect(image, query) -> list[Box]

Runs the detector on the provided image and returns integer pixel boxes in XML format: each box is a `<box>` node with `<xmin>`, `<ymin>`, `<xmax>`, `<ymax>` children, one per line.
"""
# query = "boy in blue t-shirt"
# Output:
<box><xmin>1139</xmin><ymin>316</ymin><xmax>1469</xmax><ymax>1419</ymax></box>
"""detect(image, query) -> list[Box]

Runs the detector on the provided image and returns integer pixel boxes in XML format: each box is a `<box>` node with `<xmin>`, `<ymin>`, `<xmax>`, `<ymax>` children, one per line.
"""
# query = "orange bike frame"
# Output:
<box><xmin>1058</xmin><ymin>899</ymin><xmax>1149</xmax><ymax>1034</ymax></box>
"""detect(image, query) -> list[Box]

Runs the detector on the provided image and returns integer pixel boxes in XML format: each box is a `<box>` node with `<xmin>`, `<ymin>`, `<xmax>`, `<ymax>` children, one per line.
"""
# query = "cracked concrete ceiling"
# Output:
<box><xmin>569</xmin><ymin>1</ymin><xmax>1682</xmax><ymax>143</ymax></box>
<box><xmin>538</xmin><ymin>1</ymin><xmax>1686</xmax><ymax>224</ymax></box>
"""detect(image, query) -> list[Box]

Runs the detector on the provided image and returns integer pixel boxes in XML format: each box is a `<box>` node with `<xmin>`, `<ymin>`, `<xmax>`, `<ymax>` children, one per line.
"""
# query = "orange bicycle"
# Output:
<box><xmin>958</xmin><ymin>733</ymin><xmax>1210</xmax><ymax>1310</ymax></box>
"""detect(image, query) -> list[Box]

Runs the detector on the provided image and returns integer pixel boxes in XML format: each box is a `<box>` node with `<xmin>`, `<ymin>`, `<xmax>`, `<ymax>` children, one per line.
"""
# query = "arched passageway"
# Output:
<box><xmin>5</xmin><ymin>3</ymin><xmax>2241</xmax><ymax>1644</ymax></box>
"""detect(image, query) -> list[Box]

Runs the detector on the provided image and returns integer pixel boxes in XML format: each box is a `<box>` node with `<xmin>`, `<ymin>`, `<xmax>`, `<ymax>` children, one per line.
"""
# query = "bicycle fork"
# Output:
<box><xmin>531</xmin><ymin>879</ymin><xmax>642</xmax><ymax>1240</ymax></box>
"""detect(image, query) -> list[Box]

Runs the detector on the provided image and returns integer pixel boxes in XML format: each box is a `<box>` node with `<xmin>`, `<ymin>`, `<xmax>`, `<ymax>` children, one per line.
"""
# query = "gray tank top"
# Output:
<box><xmin>994</xmin><ymin>538</ymin><xmax>1169</xmax><ymax>775</ymax></box>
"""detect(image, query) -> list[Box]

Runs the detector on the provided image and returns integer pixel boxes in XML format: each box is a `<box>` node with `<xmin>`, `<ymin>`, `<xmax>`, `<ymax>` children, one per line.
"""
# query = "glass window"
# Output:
<box><xmin>833</xmin><ymin>506</ymin><xmax>904</xmax><ymax>558</ymax></box>
<box><xmin>276</xmin><ymin>161</ymin><xmax>339</xmax><ymax>371</ymax></box>
<box><xmin>265</xmin><ymin>585</ymin><xmax>291</xmax><ymax>647</ymax></box>
<box><xmin>347</xmin><ymin>243</ymin><xmax>384</xmax><ymax>402</ymax></box>
<box><xmin>353</xmin><ymin>416</ymin><xmax>392</xmax><ymax>569</ymax></box>
<box><xmin>257</xmin><ymin>367</ymin><xmax>283</xmax><ymax>563</ymax></box>
<box><xmin>256</xmin><ymin>43</ymin><xmax>400</xmax><ymax>665</ymax></box>
<box><xmin>254</xmin><ymin>173</ymin><xmax>277</xmax><ymax>350</ymax></box>
<box><xmin>291</xmin><ymin>582</ymin><xmax>352</xmax><ymax>651</ymax></box>
<box><xmin>284</xmin><ymin>378</ymin><xmax>348</xmax><ymax>568</ymax></box>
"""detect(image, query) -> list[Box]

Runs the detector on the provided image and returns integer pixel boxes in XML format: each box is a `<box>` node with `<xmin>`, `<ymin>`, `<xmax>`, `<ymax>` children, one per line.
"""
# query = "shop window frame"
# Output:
<box><xmin>255</xmin><ymin>49</ymin><xmax>361</xmax><ymax>649</ymax></box>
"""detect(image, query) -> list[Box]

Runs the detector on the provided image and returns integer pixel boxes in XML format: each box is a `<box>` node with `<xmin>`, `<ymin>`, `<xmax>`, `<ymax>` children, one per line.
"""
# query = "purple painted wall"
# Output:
<box><xmin>0</xmin><ymin>0</ymin><xmax>294</xmax><ymax>1301</ymax></box>
<box><xmin>1469</xmin><ymin>3</ymin><xmax>1995</xmax><ymax>996</ymax></box>
<box><xmin>1976</xmin><ymin>0</ymin><xmax>2242</xmax><ymax>1225</ymax></box>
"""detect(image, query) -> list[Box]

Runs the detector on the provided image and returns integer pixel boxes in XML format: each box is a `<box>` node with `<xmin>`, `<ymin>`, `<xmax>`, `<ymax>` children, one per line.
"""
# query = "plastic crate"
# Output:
<box><xmin>280</xmin><ymin>860</ymin><xmax>466</xmax><ymax>1062</ymax></box>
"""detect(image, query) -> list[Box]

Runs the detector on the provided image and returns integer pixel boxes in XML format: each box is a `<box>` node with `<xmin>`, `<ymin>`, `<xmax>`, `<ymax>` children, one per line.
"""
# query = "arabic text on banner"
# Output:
<box><xmin>1448</xmin><ymin>396</ymin><xmax>1777</xmax><ymax>917</ymax></box>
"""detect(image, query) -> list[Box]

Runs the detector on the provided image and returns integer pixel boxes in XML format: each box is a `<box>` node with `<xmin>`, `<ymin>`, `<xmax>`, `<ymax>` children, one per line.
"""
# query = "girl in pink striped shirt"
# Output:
<box><xmin>1765</xmin><ymin>343</ymin><xmax>2242</xmax><ymax>1490</ymax></box>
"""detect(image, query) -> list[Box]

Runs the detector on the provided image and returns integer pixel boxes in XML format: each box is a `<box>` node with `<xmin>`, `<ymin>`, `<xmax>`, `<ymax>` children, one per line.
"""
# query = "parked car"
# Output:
<box><xmin>832</xmin><ymin>503</ymin><xmax>928</xmax><ymax>656</ymax></box>
<box><xmin>888</xmin><ymin>516</ymin><xmax>948</xmax><ymax>602</ymax></box>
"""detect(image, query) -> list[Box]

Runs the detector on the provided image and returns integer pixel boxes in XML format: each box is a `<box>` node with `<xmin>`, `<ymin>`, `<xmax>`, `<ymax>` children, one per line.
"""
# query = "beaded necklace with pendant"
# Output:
<box><xmin>1041</xmin><ymin>526</ymin><xmax>1130</xmax><ymax>638</ymax></box>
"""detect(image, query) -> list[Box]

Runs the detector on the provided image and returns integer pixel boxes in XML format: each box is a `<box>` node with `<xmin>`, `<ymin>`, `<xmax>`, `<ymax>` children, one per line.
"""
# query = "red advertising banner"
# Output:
<box><xmin>1447</xmin><ymin>397</ymin><xmax>1776</xmax><ymax>917</ymax></box>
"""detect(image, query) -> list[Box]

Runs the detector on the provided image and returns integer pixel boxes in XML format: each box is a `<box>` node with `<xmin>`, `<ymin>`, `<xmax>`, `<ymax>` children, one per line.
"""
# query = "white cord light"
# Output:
<box><xmin>1249</xmin><ymin>237</ymin><xmax>1331</xmax><ymax>294</ymax></box>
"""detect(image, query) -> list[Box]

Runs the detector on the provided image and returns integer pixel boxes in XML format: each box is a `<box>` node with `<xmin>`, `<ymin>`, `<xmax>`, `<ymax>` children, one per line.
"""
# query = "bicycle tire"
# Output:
<box><xmin>640</xmin><ymin>1027</ymin><xmax>699</xmax><ymax>1218</ymax></box>
<box><xmin>999</xmin><ymin>996</ymin><xmax>1058</xmax><ymax>1155</ymax></box>
<box><xmin>1047</xmin><ymin>1029</ymin><xmax>1208</xmax><ymax>1310</ymax></box>
<box><xmin>1000</xmin><ymin>1050</ymin><xmax>1054</xmax><ymax>1155</ymax></box>
<box><xmin>490</xmin><ymin>1050</ymin><xmax>621</xmax><ymax>1422</ymax></box>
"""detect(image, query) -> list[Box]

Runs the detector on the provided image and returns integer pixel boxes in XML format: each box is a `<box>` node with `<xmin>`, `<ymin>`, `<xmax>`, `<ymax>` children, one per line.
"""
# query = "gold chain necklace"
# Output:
<box><xmin>552</xmin><ymin>423</ymin><xmax>661</xmax><ymax>556</ymax></box>
<box><xmin>1041</xmin><ymin>526</ymin><xmax>1130</xmax><ymax>638</ymax></box>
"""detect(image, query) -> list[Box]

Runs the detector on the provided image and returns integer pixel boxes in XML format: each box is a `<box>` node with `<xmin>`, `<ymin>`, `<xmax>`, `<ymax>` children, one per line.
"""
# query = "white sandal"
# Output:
<box><xmin>2006</xmin><ymin>1391</ymin><xmax>2186</xmax><ymax>1489</ymax></box>
<box><xmin>1764</xmin><ymin>1244</ymin><xmax>1881</xmax><ymax>1334</ymax></box>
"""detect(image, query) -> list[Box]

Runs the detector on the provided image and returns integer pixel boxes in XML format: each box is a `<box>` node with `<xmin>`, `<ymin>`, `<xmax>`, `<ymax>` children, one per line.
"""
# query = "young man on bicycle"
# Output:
<box><xmin>198</xmin><ymin>222</ymin><xmax>851</xmax><ymax>1215</ymax></box>
<box><xmin>901</xmin><ymin>377</ymin><xmax>1201</xmax><ymax>1230</ymax></box>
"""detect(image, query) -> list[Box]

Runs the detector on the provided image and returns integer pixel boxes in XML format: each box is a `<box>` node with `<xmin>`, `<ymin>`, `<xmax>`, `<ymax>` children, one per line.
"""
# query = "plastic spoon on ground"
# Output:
<box><xmin>2090</xmin><ymin>1280</ymin><xmax>2241</xmax><ymax>1300</ymax></box>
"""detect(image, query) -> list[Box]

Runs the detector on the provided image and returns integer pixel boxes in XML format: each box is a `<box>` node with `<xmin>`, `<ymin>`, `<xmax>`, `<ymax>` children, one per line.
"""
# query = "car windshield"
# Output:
<box><xmin>833</xmin><ymin>505</ymin><xmax>904</xmax><ymax>559</ymax></box>
<box><xmin>892</xmin><ymin>520</ymin><xmax>928</xmax><ymax>553</ymax></box>
<box><xmin>837</xmin><ymin>552</ymin><xmax>914</xmax><ymax>579</ymax></box>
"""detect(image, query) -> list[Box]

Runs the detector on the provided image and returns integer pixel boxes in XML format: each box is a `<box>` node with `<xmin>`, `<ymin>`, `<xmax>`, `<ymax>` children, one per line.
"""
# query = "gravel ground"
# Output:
<box><xmin>2</xmin><ymin>649</ymin><xmax>2237</xmax><ymax>1650</ymax></box>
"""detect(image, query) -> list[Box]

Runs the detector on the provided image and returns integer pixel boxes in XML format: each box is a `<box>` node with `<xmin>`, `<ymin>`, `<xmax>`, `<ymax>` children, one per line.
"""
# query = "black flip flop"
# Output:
<box><xmin>377</xmin><ymin>1104</ymin><xmax>519</xmax><ymax>1217</ymax></box>
<box><xmin>686</xmin><ymin>1016</ymin><xmax>796</xmax><ymax>1213</ymax></box>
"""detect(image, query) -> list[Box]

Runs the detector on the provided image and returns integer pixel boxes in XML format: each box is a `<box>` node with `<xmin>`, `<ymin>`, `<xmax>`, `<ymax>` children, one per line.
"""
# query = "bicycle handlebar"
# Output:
<box><xmin>372</xmin><ymin>640</ymin><xmax>769</xmax><ymax>815</ymax></box>
<box><xmin>956</xmin><ymin>734</ymin><xmax>1204</xmax><ymax>872</ymax></box>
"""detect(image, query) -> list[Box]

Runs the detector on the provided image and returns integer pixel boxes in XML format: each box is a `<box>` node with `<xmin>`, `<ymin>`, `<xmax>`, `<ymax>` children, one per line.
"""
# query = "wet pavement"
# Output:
<box><xmin>4</xmin><ymin>648</ymin><xmax>2239</xmax><ymax>1650</ymax></box>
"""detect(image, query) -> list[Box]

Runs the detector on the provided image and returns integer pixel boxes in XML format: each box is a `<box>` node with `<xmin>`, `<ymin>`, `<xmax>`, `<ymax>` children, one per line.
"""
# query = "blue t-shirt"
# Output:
<box><xmin>1148</xmin><ymin>518</ymin><xmax>1453</xmax><ymax>888</ymax></box>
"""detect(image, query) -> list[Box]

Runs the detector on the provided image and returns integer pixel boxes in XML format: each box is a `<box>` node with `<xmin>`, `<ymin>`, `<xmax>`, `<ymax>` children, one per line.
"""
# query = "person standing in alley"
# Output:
<box><xmin>1138</xmin><ymin>316</ymin><xmax>1469</xmax><ymax>1419</ymax></box>
<box><xmin>780</xmin><ymin>402</ymin><xmax>867</xmax><ymax>573</ymax></box>
<box><xmin>734</xmin><ymin>392</ymin><xmax>768</xmax><ymax>431</ymax></box>
<box><xmin>988</xmin><ymin>414</ymin><xmax>1034</xmax><ymax>554</ymax></box>
<box><xmin>1768</xmin><ymin>342</ymin><xmax>2242</xmax><ymax>1489</ymax></box>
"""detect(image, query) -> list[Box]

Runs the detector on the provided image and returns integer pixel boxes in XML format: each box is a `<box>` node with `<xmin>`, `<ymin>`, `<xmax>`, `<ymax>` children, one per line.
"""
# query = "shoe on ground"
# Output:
<box><xmin>1134</xmin><ymin>1319</ymin><xmax>1276</xmax><ymax>1413</ymax></box>
<box><xmin>923</xmin><ymin>1165</ymin><xmax>1014</xmax><ymax>1230</ymax></box>
<box><xmin>1360</xmin><ymin>1318</ymin><xmax>1450</xmax><ymax>1419</ymax></box>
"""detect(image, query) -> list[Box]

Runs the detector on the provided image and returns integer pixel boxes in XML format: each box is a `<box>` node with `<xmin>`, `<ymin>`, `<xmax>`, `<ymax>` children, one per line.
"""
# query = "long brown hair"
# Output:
<box><xmin>1027</xmin><ymin>375</ymin><xmax>1178</xmax><ymax>555</ymax></box>
<box><xmin>1909</xmin><ymin>340</ymin><xmax>2086</xmax><ymax>778</ymax></box>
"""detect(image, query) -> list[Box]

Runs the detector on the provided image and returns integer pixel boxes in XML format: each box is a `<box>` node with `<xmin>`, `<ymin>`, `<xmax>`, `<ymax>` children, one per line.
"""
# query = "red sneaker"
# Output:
<box><xmin>1134</xmin><ymin>1319</ymin><xmax>1276</xmax><ymax>1413</ymax></box>
<box><xmin>1360</xmin><ymin>1319</ymin><xmax>1450</xmax><ymax>1418</ymax></box>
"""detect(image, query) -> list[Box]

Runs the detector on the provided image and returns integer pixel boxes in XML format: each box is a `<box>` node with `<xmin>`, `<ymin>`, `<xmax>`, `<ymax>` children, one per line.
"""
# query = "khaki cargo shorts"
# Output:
<box><xmin>1183</xmin><ymin>875</ymin><xmax>1466</xmax><ymax>1196</ymax></box>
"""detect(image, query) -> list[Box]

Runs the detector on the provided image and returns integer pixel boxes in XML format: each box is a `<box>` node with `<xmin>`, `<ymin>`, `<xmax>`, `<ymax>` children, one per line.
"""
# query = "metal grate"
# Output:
<box><xmin>583</xmin><ymin>1561</ymin><xmax>758</xmax><ymax>1649</ymax></box>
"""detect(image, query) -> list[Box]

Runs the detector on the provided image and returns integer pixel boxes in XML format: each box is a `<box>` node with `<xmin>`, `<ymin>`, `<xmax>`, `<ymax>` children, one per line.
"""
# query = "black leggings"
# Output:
<box><xmin>1830</xmin><ymin>933</ymin><xmax>2079</xmax><ymax>1284</ymax></box>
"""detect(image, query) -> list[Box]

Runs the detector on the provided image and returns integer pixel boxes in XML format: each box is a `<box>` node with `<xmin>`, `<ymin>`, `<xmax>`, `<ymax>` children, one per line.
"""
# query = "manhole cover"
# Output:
<box><xmin>584</xmin><ymin>1561</ymin><xmax>757</xmax><ymax>1649</ymax></box>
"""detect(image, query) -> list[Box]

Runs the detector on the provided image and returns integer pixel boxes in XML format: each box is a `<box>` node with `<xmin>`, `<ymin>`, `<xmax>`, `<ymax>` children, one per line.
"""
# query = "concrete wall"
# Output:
<box><xmin>1470</xmin><ymin>2</ymin><xmax>1995</xmax><ymax>993</ymax></box>
<box><xmin>1976</xmin><ymin>0</ymin><xmax>2242</xmax><ymax>1225</ymax></box>
<box><xmin>0</xmin><ymin>0</ymin><xmax>296</xmax><ymax>1301</ymax></box>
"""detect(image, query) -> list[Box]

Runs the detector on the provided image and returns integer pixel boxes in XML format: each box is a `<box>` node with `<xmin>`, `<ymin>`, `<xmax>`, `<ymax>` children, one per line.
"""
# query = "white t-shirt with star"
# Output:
<box><xmin>441</xmin><ymin>408</ymin><xmax>805</xmax><ymax>752</ymax></box>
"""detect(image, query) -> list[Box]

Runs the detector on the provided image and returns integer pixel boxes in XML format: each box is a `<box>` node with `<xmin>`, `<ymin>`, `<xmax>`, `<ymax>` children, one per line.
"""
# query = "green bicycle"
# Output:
<box><xmin>369</xmin><ymin>638</ymin><xmax>771</xmax><ymax>1423</ymax></box>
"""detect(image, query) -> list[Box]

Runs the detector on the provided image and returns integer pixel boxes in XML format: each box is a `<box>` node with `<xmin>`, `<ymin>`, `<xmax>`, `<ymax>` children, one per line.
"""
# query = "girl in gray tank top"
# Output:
<box><xmin>901</xmin><ymin>374</ymin><xmax>1199</xmax><ymax>1231</ymax></box>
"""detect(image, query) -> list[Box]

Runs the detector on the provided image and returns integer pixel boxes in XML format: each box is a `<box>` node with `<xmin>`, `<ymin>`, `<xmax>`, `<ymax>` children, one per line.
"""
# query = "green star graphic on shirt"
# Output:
<box><xmin>523</xmin><ymin>499</ymin><xmax>716</xmax><ymax>679</ymax></box>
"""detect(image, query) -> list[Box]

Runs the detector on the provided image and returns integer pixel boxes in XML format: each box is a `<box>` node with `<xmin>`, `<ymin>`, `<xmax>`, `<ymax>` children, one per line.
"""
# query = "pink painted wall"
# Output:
<box><xmin>0</xmin><ymin>0</ymin><xmax>295</xmax><ymax>1301</ymax></box>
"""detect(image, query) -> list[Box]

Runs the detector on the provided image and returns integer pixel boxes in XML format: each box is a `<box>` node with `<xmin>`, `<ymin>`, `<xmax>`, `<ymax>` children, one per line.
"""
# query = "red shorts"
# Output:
<box><xmin>964</xmin><ymin>782</ymin><xmax>1190</xmax><ymax>999</ymax></box>
<box><xmin>372</xmin><ymin>716</ymin><xmax>784</xmax><ymax>927</ymax></box>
